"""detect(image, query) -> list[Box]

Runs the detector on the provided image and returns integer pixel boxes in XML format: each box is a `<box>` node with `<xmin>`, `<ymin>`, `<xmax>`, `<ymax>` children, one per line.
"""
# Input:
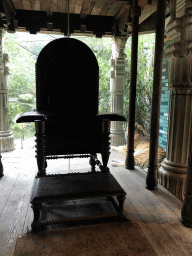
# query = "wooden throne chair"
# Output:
<box><xmin>16</xmin><ymin>38</ymin><xmax>127</xmax><ymax>232</ymax></box>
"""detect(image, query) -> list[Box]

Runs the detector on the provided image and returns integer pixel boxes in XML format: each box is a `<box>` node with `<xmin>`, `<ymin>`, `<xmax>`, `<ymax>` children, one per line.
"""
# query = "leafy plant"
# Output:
<box><xmin>124</xmin><ymin>34</ymin><xmax>155</xmax><ymax>132</ymax></box>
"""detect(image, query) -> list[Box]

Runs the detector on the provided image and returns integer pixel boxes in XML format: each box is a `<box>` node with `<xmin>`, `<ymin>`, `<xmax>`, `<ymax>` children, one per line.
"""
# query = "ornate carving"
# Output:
<box><xmin>159</xmin><ymin>0</ymin><xmax>192</xmax><ymax>201</ymax></box>
<box><xmin>0</xmin><ymin>29</ymin><xmax>14</xmax><ymax>153</ymax></box>
<box><xmin>110</xmin><ymin>37</ymin><xmax>128</xmax><ymax>146</ymax></box>
<box><xmin>111</xmin><ymin>37</ymin><xmax>127</xmax><ymax>59</ymax></box>
<box><xmin>158</xmin><ymin>167</ymin><xmax>187</xmax><ymax>201</ymax></box>
<box><xmin>35</xmin><ymin>121</ymin><xmax>46</xmax><ymax>177</ymax></box>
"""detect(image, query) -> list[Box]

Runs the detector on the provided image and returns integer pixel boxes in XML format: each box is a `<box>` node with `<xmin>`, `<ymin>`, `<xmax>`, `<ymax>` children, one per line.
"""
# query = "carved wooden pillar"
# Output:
<box><xmin>146</xmin><ymin>0</ymin><xmax>166</xmax><ymax>190</ymax></box>
<box><xmin>110</xmin><ymin>36</ymin><xmax>128</xmax><ymax>146</ymax></box>
<box><xmin>125</xmin><ymin>0</ymin><xmax>140</xmax><ymax>169</ymax></box>
<box><xmin>181</xmin><ymin>122</ymin><xmax>192</xmax><ymax>227</ymax></box>
<box><xmin>159</xmin><ymin>0</ymin><xmax>192</xmax><ymax>201</ymax></box>
<box><xmin>0</xmin><ymin>28</ymin><xmax>14</xmax><ymax>153</ymax></box>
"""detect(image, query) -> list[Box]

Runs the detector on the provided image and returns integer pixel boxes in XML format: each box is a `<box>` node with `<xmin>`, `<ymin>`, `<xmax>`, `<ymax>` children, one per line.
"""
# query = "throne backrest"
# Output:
<box><xmin>36</xmin><ymin>38</ymin><xmax>99</xmax><ymax>118</ymax></box>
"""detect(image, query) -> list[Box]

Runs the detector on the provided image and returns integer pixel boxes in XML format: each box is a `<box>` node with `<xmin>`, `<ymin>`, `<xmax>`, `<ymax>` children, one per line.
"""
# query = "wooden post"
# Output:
<box><xmin>125</xmin><ymin>0</ymin><xmax>140</xmax><ymax>170</ymax></box>
<box><xmin>101</xmin><ymin>119</ymin><xmax>111</xmax><ymax>172</ymax></box>
<box><xmin>0</xmin><ymin>154</ymin><xmax>3</xmax><ymax>177</ymax></box>
<box><xmin>35</xmin><ymin>120</ymin><xmax>46</xmax><ymax>177</ymax></box>
<box><xmin>110</xmin><ymin>36</ymin><xmax>127</xmax><ymax>147</ymax></box>
<box><xmin>181</xmin><ymin>130</ymin><xmax>192</xmax><ymax>227</ymax></box>
<box><xmin>146</xmin><ymin>0</ymin><xmax>166</xmax><ymax>190</ymax></box>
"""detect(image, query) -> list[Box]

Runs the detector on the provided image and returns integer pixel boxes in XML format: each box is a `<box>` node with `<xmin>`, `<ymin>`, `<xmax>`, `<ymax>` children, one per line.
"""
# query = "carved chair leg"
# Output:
<box><xmin>101</xmin><ymin>153</ymin><xmax>110</xmax><ymax>172</ymax></box>
<box><xmin>0</xmin><ymin>154</ymin><xmax>3</xmax><ymax>177</ymax></box>
<box><xmin>35</xmin><ymin>121</ymin><xmax>46</xmax><ymax>177</ymax></box>
<box><xmin>31</xmin><ymin>203</ymin><xmax>42</xmax><ymax>233</ymax></box>
<box><xmin>117</xmin><ymin>195</ymin><xmax>126</xmax><ymax>212</ymax></box>
<box><xmin>101</xmin><ymin>120</ymin><xmax>111</xmax><ymax>172</ymax></box>
<box><xmin>36</xmin><ymin>158</ymin><xmax>46</xmax><ymax>177</ymax></box>
<box><xmin>89</xmin><ymin>154</ymin><xmax>96</xmax><ymax>172</ymax></box>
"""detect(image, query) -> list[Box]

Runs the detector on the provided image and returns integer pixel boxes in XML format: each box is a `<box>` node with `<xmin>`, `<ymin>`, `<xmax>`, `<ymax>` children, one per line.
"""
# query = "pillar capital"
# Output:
<box><xmin>165</xmin><ymin>2</ymin><xmax>192</xmax><ymax>90</ymax></box>
<box><xmin>111</xmin><ymin>36</ymin><xmax>128</xmax><ymax>59</ymax></box>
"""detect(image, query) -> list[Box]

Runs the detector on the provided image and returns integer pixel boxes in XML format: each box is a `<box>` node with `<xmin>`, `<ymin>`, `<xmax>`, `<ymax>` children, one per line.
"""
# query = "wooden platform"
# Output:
<box><xmin>1</xmin><ymin>149</ymin><xmax>192</xmax><ymax>256</ymax></box>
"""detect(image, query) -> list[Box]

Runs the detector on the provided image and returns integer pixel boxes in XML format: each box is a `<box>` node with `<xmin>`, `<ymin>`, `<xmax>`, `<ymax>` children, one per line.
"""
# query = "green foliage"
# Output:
<box><xmin>124</xmin><ymin>34</ymin><xmax>155</xmax><ymax>132</ymax></box>
<box><xmin>73</xmin><ymin>36</ymin><xmax>112</xmax><ymax>113</ymax></box>
<box><xmin>4</xmin><ymin>32</ymin><xmax>36</xmax><ymax>137</ymax></box>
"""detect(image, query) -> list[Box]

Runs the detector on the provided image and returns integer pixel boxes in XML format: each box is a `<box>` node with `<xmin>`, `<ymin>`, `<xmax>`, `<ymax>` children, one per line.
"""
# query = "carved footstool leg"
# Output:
<box><xmin>117</xmin><ymin>195</ymin><xmax>126</xmax><ymax>212</ymax></box>
<box><xmin>31</xmin><ymin>203</ymin><xmax>42</xmax><ymax>233</ymax></box>
<box><xmin>89</xmin><ymin>154</ymin><xmax>96</xmax><ymax>172</ymax></box>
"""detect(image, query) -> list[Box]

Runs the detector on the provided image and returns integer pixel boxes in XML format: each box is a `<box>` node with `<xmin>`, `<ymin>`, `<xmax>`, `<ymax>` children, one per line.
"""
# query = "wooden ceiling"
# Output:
<box><xmin>1</xmin><ymin>0</ymin><xmax>160</xmax><ymax>37</ymax></box>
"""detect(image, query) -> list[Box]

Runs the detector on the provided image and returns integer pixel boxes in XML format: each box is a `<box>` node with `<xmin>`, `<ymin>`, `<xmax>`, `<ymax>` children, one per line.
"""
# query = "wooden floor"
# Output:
<box><xmin>1</xmin><ymin>146</ymin><xmax>192</xmax><ymax>256</ymax></box>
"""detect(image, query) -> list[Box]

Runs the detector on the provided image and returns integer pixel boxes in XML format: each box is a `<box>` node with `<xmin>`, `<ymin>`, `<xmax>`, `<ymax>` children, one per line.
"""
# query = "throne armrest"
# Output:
<box><xmin>97</xmin><ymin>113</ymin><xmax>126</xmax><ymax>122</ymax></box>
<box><xmin>16</xmin><ymin>111</ymin><xmax>47</xmax><ymax>123</ymax></box>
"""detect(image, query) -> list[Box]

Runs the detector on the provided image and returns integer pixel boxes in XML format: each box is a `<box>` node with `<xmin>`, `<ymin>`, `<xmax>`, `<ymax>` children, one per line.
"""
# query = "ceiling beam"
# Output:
<box><xmin>138</xmin><ymin>10</ymin><xmax>156</xmax><ymax>34</ymax></box>
<box><xmin>117</xmin><ymin>0</ymin><xmax>157</xmax><ymax>34</ymax></box>
<box><xmin>9</xmin><ymin>9</ymin><xmax>115</xmax><ymax>37</ymax></box>
<box><xmin>139</xmin><ymin>0</ymin><xmax>157</xmax><ymax>25</ymax></box>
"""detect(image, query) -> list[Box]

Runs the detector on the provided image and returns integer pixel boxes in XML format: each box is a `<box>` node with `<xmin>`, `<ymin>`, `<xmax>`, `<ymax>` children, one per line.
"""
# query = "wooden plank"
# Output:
<box><xmin>30</xmin><ymin>0</ymin><xmax>41</xmax><ymax>10</ymax></box>
<box><xmin>69</xmin><ymin>0</ymin><xmax>77</xmax><ymax>13</ymax></box>
<box><xmin>52</xmin><ymin>0</ymin><xmax>58</xmax><ymax>12</ymax></box>
<box><xmin>39</xmin><ymin>0</ymin><xmax>53</xmax><ymax>13</ymax></box>
<box><xmin>57</xmin><ymin>0</ymin><xmax>67</xmax><ymax>13</ymax></box>
<box><xmin>0</xmin><ymin>173</ymin><xmax>19</xmax><ymax>216</ymax></box>
<box><xmin>139</xmin><ymin>0</ymin><xmax>157</xmax><ymax>25</ymax></box>
<box><xmin>21</xmin><ymin>0</ymin><xmax>32</xmax><ymax>10</ymax></box>
<box><xmin>0</xmin><ymin>173</ymin><xmax>34</xmax><ymax>256</ymax></box>
<box><xmin>12</xmin><ymin>0</ymin><xmax>23</xmax><ymax>9</ymax></box>
<box><xmin>22</xmin><ymin>202</ymin><xmax>33</xmax><ymax>234</ymax></box>
<box><xmin>138</xmin><ymin>0</ymin><xmax>152</xmax><ymax>7</ymax></box>
<box><xmin>91</xmin><ymin>0</ymin><xmax>106</xmax><ymax>16</ymax></box>
<box><xmin>130</xmin><ymin>166</ymin><xmax>183</xmax><ymax>218</ymax></box>
<box><xmin>107</xmin><ymin>1</ymin><xmax>124</xmax><ymax>16</ymax></box>
<box><xmin>112</xmin><ymin>167</ymin><xmax>180</xmax><ymax>224</ymax></box>
<box><xmin>110</xmin><ymin>167</ymin><xmax>192</xmax><ymax>255</ymax></box>
<box><xmin>110</xmin><ymin>169</ymin><xmax>171</xmax><ymax>255</ymax></box>
<box><xmin>80</xmin><ymin>0</ymin><xmax>96</xmax><ymax>18</ymax></box>
<box><xmin>99</xmin><ymin>0</ymin><xmax>116</xmax><ymax>16</ymax></box>
<box><xmin>115</xmin><ymin>4</ymin><xmax>128</xmax><ymax>20</ymax></box>
<box><xmin>74</xmin><ymin>0</ymin><xmax>84</xmax><ymax>14</ymax></box>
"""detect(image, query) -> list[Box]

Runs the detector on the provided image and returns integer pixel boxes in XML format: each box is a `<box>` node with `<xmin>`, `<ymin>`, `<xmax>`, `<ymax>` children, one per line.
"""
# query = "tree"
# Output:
<box><xmin>4</xmin><ymin>32</ymin><xmax>36</xmax><ymax>138</ymax></box>
<box><xmin>124</xmin><ymin>33</ymin><xmax>155</xmax><ymax>132</ymax></box>
<box><xmin>73</xmin><ymin>36</ymin><xmax>112</xmax><ymax>113</ymax></box>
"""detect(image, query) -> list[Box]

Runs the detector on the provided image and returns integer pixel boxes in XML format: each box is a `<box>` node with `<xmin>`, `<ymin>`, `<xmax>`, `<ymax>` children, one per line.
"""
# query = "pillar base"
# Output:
<box><xmin>158</xmin><ymin>162</ymin><xmax>187</xmax><ymax>201</ymax></box>
<box><xmin>146</xmin><ymin>165</ymin><xmax>158</xmax><ymax>190</ymax></box>
<box><xmin>0</xmin><ymin>131</ymin><xmax>15</xmax><ymax>152</ymax></box>
<box><xmin>181</xmin><ymin>192</ymin><xmax>192</xmax><ymax>228</ymax></box>
<box><xmin>110</xmin><ymin>130</ymin><xmax>125</xmax><ymax>147</ymax></box>
<box><xmin>125</xmin><ymin>149</ymin><xmax>135</xmax><ymax>170</ymax></box>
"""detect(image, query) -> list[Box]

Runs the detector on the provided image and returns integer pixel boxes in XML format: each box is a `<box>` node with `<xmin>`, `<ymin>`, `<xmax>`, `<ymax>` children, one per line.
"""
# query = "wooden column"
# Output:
<box><xmin>125</xmin><ymin>0</ymin><xmax>140</xmax><ymax>170</ymax></box>
<box><xmin>0</xmin><ymin>154</ymin><xmax>3</xmax><ymax>177</ymax></box>
<box><xmin>159</xmin><ymin>0</ymin><xmax>192</xmax><ymax>201</ymax></box>
<box><xmin>181</xmin><ymin>126</ymin><xmax>192</xmax><ymax>227</ymax></box>
<box><xmin>0</xmin><ymin>28</ymin><xmax>14</xmax><ymax>153</ymax></box>
<box><xmin>110</xmin><ymin>36</ymin><xmax>128</xmax><ymax>146</ymax></box>
<box><xmin>146</xmin><ymin>0</ymin><xmax>166</xmax><ymax>190</ymax></box>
